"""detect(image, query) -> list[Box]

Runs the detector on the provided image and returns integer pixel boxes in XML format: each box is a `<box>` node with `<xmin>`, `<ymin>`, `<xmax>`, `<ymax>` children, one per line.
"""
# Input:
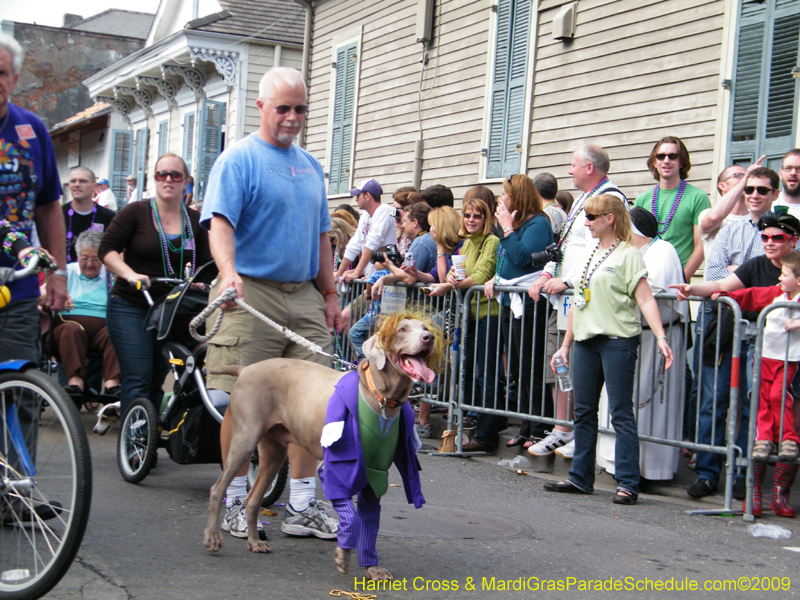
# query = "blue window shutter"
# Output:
<box><xmin>157</xmin><ymin>120</ymin><xmax>168</xmax><ymax>157</ymax></box>
<box><xmin>135</xmin><ymin>127</ymin><xmax>148</xmax><ymax>202</ymax></box>
<box><xmin>183</xmin><ymin>112</ymin><xmax>195</xmax><ymax>176</ymax></box>
<box><xmin>196</xmin><ymin>100</ymin><xmax>224</xmax><ymax>202</ymax></box>
<box><xmin>109</xmin><ymin>130</ymin><xmax>132</xmax><ymax>206</ymax></box>
<box><xmin>765</xmin><ymin>12</ymin><xmax>800</xmax><ymax>139</ymax></box>
<box><xmin>329</xmin><ymin>43</ymin><xmax>357</xmax><ymax>195</ymax></box>
<box><xmin>487</xmin><ymin>0</ymin><xmax>530</xmax><ymax>179</ymax></box>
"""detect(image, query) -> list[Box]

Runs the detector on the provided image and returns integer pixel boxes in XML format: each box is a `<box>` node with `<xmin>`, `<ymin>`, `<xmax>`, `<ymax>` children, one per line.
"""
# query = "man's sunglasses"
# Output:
<box><xmin>463</xmin><ymin>213</ymin><xmax>484</xmax><ymax>220</ymax></box>
<box><xmin>584</xmin><ymin>213</ymin><xmax>607</xmax><ymax>221</ymax></box>
<box><xmin>154</xmin><ymin>170</ymin><xmax>185</xmax><ymax>182</ymax></box>
<box><xmin>655</xmin><ymin>153</ymin><xmax>679</xmax><ymax>161</ymax></box>
<box><xmin>269</xmin><ymin>104</ymin><xmax>308</xmax><ymax>115</ymax></box>
<box><xmin>745</xmin><ymin>186</ymin><xmax>775</xmax><ymax>196</ymax></box>
<box><xmin>761</xmin><ymin>233</ymin><xmax>791</xmax><ymax>244</ymax></box>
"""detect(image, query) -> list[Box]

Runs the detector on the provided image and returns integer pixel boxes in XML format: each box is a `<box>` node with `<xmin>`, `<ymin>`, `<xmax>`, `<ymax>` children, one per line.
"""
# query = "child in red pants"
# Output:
<box><xmin>716</xmin><ymin>252</ymin><xmax>800</xmax><ymax>463</ymax></box>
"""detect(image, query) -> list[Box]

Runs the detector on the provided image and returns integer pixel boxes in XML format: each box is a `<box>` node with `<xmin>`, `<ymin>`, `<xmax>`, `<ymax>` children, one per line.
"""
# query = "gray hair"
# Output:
<box><xmin>576</xmin><ymin>144</ymin><xmax>610</xmax><ymax>176</ymax></box>
<box><xmin>71</xmin><ymin>166</ymin><xmax>96</xmax><ymax>183</ymax></box>
<box><xmin>75</xmin><ymin>230</ymin><xmax>103</xmax><ymax>256</ymax></box>
<box><xmin>258</xmin><ymin>67</ymin><xmax>307</xmax><ymax>103</ymax></box>
<box><xmin>0</xmin><ymin>34</ymin><xmax>24</xmax><ymax>76</ymax></box>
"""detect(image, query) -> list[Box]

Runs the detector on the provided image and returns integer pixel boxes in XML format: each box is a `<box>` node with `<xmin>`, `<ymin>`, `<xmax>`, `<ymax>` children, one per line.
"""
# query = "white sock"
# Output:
<box><xmin>555</xmin><ymin>429</ymin><xmax>574</xmax><ymax>442</ymax></box>
<box><xmin>226</xmin><ymin>476</ymin><xmax>247</xmax><ymax>509</ymax></box>
<box><xmin>289</xmin><ymin>477</ymin><xmax>315</xmax><ymax>512</ymax></box>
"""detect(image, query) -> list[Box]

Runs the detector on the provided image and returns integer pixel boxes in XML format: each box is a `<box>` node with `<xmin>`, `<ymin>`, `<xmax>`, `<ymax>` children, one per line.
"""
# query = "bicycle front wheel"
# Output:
<box><xmin>0</xmin><ymin>369</ymin><xmax>92</xmax><ymax>600</ymax></box>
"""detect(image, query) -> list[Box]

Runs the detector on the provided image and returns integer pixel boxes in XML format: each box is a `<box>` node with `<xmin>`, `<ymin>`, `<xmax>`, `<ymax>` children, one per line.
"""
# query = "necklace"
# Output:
<box><xmin>638</xmin><ymin>236</ymin><xmax>659</xmax><ymax>257</ymax></box>
<box><xmin>150</xmin><ymin>198</ymin><xmax>196</xmax><ymax>278</ymax></box>
<box><xmin>494</xmin><ymin>246</ymin><xmax>505</xmax><ymax>285</ymax></box>
<box><xmin>575</xmin><ymin>239</ymin><xmax>620</xmax><ymax>309</ymax></box>
<box><xmin>556</xmin><ymin>178</ymin><xmax>609</xmax><ymax>276</ymax></box>
<box><xmin>66</xmin><ymin>203</ymin><xmax>97</xmax><ymax>263</ymax></box>
<box><xmin>651</xmin><ymin>180</ymin><xmax>687</xmax><ymax>235</ymax></box>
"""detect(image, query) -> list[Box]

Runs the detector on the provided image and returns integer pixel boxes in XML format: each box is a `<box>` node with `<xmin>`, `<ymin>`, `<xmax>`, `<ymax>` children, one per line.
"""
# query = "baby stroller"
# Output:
<box><xmin>117</xmin><ymin>262</ymin><xmax>288</xmax><ymax>505</ymax></box>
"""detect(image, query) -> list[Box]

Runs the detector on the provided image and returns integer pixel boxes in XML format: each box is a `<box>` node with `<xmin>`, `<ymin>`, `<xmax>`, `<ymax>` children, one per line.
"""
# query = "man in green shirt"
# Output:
<box><xmin>634</xmin><ymin>136</ymin><xmax>710</xmax><ymax>281</ymax></box>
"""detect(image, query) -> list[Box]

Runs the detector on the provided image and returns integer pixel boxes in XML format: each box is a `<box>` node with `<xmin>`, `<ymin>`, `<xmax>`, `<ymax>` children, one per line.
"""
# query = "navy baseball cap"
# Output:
<box><xmin>97</xmin><ymin>178</ymin><xmax>110</xmax><ymax>185</ymax></box>
<box><xmin>349</xmin><ymin>179</ymin><xmax>382</xmax><ymax>197</ymax></box>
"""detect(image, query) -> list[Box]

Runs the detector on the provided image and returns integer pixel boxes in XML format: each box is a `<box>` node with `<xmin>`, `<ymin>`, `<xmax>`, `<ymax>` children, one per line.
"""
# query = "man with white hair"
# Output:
<box><xmin>201</xmin><ymin>67</ymin><xmax>342</xmax><ymax>542</ymax></box>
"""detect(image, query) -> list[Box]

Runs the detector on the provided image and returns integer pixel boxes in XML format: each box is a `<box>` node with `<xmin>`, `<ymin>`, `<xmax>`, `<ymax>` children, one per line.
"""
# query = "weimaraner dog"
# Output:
<box><xmin>204</xmin><ymin>313</ymin><xmax>443</xmax><ymax>580</ymax></box>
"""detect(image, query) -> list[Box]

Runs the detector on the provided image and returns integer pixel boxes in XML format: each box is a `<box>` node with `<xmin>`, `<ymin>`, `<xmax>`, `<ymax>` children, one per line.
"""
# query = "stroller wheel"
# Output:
<box><xmin>247</xmin><ymin>452</ymin><xmax>290</xmax><ymax>507</ymax></box>
<box><xmin>117</xmin><ymin>398</ymin><xmax>159</xmax><ymax>483</ymax></box>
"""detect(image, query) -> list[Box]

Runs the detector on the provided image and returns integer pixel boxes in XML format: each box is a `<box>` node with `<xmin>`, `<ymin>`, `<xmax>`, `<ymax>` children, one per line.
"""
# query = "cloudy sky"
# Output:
<box><xmin>2</xmin><ymin>0</ymin><xmax>161</xmax><ymax>28</ymax></box>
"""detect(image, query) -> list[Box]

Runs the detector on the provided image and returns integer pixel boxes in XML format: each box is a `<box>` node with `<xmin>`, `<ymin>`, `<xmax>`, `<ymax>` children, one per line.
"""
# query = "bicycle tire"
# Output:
<box><xmin>0</xmin><ymin>368</ymin><xmax>92</xmax><ymax>600</ymax></box>
<box><xmin>117</xmin><ymin>398</ymin><xmax>159</xmax><ymax>484</ymax></box>
<box><xmin>247</xmin><ymin>454</ymin><xmax>289</xmax><ymax>508</ymax></box>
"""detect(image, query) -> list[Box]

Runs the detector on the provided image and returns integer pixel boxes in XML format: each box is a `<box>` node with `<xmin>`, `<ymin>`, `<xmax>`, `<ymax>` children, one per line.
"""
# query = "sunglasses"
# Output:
<box><xmin>269</xmin><ymin>104</ymin><xmax>308</xmax><ymax>115</ymax></box>
<box><xmin>585</xmin><ymin>213</ymin><xmax>607</xmax><ymax>221</ymax></box>
<box><xmin>154</xmin><ymin>170</ymin><xmax>185</xmax><ymax>182</ymax></box>
<box><xmin>655</xmin><ymin>153</ymin><xmax>679</xmax><ymax>161</ymax></box>
<box><xmin>745</xmin><ymin>186</ymin><xmax>775</xmax><ymax>195</ymax></box>
<box><xmin>463</xmin><ymin>213</ymin><xmax>485</xmax><ymax>220</ymax></box>
<box><xmin>761</xmin><ymin>233</ymin><xmax>791</xmax><ymax>244</ymax></box>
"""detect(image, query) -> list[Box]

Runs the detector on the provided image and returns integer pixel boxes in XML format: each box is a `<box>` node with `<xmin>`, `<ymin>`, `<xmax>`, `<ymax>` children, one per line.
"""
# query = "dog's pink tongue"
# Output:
<box><xmin>407</xmin><ymin>356</ymin><xmax>436</xmax><ymax>383</ymax></box>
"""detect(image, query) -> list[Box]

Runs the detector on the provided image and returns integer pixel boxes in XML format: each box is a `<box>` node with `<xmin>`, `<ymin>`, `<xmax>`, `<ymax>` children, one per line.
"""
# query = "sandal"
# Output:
<box><xmin>523</xmin><ymin>437</ymin><xmax>542</xmax><ymax>449</ymax></box>
<box><xmin>613</xmin><ymin>489</ymin><xmax>638</xmax><ymax>505</ymax></box>
<box><xmin>84</xmin><ymin>400</ymin><xmax>101</xmax><ymax>413</ymax></box>
<box><xmin>506</xmin><ymin>435</ymin><xmax>529</xmax><ymax>448</ymax></box>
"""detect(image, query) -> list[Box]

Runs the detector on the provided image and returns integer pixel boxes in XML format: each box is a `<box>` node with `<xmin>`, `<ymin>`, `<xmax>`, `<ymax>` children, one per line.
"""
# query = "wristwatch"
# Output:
<box><xmin>503</xmin><ymin>227</ymin><xmax>513</xmax><ymax>234</ymax></box>
<box><xmin>52</xmin><ymin>269</ymin><xmax>68</xmax><ymax>278</ymax></box>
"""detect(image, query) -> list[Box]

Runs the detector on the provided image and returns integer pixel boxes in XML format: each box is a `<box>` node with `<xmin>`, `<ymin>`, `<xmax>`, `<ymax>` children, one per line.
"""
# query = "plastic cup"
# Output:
<box><xmin>452</xmin><ymin>255</ymin><xmax>467</xmax><ymax>281</ymax></box>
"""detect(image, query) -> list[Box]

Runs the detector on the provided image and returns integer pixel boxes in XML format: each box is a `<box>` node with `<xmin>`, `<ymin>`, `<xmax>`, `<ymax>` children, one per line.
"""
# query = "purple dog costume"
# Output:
<box><xmin>320</xmin><ymin>370</ymin><xmax>424</xmax><ymax>567</ymax></box>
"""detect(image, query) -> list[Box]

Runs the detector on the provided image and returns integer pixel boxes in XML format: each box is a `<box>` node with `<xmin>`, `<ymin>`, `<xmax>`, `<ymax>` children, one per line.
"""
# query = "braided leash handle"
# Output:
<box><xmin>189</xmin><ymin>287</ymin><xmax>238</xmax><ymax>342</ymax></box>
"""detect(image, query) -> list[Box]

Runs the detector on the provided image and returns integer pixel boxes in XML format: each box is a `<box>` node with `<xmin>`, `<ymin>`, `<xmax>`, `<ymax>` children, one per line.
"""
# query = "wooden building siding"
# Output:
<box><xmin>528</xmin><ymin>0</ymin><xmax>725</xmax><ymax>200</ymax></box>
<box><xmin>244</xmin><ymin>45</ymin><xmax>303</xmax><ymax>138</ymax></box>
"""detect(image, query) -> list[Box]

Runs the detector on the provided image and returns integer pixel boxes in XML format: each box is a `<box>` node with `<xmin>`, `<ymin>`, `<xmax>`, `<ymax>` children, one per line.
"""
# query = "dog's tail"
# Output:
<box><xmin>207</xmin><ymin>365</ymin><xmax>246</xmax><ymax>377</ymax></box>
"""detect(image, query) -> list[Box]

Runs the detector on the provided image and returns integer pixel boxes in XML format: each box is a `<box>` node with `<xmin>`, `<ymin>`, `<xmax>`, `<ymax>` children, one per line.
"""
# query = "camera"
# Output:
<box><xmin>371</xmin><ymin>244</ymin><xmax>404</xmax><ymax>267</ymax></box>
<box><xmin>530</xmin><ymin>243</ymin><xmax>561</xmax><ymax>268</ymax></box>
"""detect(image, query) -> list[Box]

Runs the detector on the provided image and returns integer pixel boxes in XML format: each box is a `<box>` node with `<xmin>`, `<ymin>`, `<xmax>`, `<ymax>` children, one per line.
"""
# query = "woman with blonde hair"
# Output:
<box><xmin>416</xmin><ymin>206</ymin><xmax>463</xmax><ymax>284</ymax></box>
<box><xmin>329</xmin><ymin>216</ymin><xmax>356</xmax><ymax>272</ymax></box>
<box><xmin>545</xmin><ymin>193</ymin><xmax>674</xmax><ymax>505</ymax></box>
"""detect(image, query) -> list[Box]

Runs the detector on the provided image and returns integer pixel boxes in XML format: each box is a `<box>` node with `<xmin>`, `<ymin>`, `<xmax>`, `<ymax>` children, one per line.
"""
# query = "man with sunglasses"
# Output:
<box><xmin>774</xmin><ymin>149</ymin><xmax>800</xmax><ymax>219</ymax></box>
<box><xmin>634</xmin><ymin>136</ymin><xmax>711</xmax><ymax>282</ymax></box>
<box><xmin>672</xmin><ymin>210</ymin><xmax>800</xmax><ymax>499</ymax></box>
<box><xmin>201</xmin><ymin>66</ymin><xmax>342</xmax><ymax>543</ymax></box>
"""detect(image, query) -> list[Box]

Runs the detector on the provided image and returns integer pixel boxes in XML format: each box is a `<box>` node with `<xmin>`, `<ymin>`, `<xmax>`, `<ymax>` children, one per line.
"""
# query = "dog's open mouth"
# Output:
<box><xmin>398</xmin><ymin>352</ymin><xmax>436</xmax><ymax>383</ymax></box>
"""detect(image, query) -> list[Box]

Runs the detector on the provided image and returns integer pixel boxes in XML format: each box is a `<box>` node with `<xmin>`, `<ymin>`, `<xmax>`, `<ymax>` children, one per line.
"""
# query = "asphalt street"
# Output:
<box><xmin>39</xmin><ymin>412</ymin><xmax>800</xmax><ymax>600</ymax></box>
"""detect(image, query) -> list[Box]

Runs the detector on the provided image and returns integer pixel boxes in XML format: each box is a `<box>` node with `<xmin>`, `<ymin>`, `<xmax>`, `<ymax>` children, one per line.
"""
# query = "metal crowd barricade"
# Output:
<box><xmin>743</xmin><ymin>300</ymin><xmax>800</xmax><ymax>522</ymax></box>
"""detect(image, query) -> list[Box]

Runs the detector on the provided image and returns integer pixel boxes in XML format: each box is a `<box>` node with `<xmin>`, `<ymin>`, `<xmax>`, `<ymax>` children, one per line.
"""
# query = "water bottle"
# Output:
<box><xmin>405</xmin><ymin>252</ymin><xmax>415</xmax><ymax>268</ymax></box>
<box><xmin>553</xmin><ymin>355</ymin><xmax>573</xmax><ymax>392</ymax></box>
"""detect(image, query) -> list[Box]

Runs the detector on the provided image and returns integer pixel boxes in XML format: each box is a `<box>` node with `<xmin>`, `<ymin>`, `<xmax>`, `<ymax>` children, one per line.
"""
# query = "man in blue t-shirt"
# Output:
<box><xmin>201</xmin><ymin>66</ymin><xmax>341</xmax><ymax>543</ymax></box>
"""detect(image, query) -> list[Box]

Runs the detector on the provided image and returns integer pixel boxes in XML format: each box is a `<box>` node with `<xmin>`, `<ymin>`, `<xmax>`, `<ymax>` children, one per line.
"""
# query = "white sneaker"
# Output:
<box><xmin>281</xmin><ymin>498</ymin><xmax>339</xmax><ymax>539</ymax></box>
<box><xmin>554</xmin><ymin>439</ymin><xmax>575</xmax><ymax>459</ymax></box>
<box><xmin>221</xmin><ymin>498</ymin><xmax>266</xmax><ymax>540</ymax></box>
<box><xmin>527</xmin><ymin>431</ymin><xmax>570</xmax><ymax>457</ymax></box>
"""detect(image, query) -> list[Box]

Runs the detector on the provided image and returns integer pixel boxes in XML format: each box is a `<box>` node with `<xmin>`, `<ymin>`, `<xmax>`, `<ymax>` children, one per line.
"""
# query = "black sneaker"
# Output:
<box><xmin>2</xmin><ymin>500</ymin><xmax>63</xmax><ymax>526</ymax></box>
<box><xmin>732</xmin><ymin>478</ymin><xmax>747</xmax><ymax>501</ymax></box>
<box><xmin>687</xmin><ymin>478</ymin><xmax>716</xmax><ymax>499</ymax></box>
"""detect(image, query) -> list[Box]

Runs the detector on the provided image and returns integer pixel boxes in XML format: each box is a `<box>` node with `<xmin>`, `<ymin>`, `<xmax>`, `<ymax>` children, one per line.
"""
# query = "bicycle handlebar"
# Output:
<box><xmin>1</xmin><ymin>251</ymin><xmax>46</xmax><ymax>282</ymax></box>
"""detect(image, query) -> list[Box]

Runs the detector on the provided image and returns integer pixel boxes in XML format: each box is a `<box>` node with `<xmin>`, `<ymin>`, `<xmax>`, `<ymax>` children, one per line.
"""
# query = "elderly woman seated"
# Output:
<box><xmin>51</xmin><ymin>230</ymin><xmax>120</xmax><ymax>409</ymax></box>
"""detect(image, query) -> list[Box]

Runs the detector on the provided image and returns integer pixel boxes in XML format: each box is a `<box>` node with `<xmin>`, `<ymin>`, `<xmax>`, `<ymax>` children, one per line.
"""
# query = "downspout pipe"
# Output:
<box><xmin>293</xmin><ymin>0</ymin><xmax>313</xmax><ymax>147</ymax></box>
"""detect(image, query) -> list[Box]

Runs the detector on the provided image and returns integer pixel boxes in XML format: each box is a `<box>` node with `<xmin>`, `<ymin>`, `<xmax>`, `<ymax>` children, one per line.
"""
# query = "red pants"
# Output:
<box><xmin>758</xmin><ymin>358</ymin><xmax>800</xmax><ymax>444</ymax></box>
<box><xmin>52</xmin><ymin>314</ymin><xmax>120</xmax><ymax>383</ymax></box>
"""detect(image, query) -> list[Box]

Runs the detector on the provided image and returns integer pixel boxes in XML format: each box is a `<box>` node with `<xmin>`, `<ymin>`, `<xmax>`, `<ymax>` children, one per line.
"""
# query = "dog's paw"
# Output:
<box><xmin>248</xmin><ymin>540</ymin><xmax>272</xmax><ymax>553</ymax></box>
<box><xmin>335</xmin><ymin>547</ymin><xmax>351</xmax><ymax>574</ymax></box>
<box><xmin>204</xmin><ymin>529</ymin><xmax>223</xmax><ymax>552</ymax></box>
<box><xmin>366</xmin><ymin>566</ymin><xmax>392</xmax><ymax>581</ymax></box>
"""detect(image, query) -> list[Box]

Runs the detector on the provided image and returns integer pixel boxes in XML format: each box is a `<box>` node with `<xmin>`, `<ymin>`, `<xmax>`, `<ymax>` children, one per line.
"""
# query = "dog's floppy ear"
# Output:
<box><xmin>362</xmin><ymin>334</ymin><xmax>386</xmax><ymax>370</ymax></box>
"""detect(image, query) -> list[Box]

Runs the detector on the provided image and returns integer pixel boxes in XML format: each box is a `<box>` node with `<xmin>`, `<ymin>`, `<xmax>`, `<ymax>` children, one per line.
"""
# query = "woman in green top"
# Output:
<box><xmin>545</xmin><ymin>194</ymin><xmax>674</xmax><ymax>505</ymax></box>
<box><xmin>429</xmin><ymin>196</ymin><xmax>500</xmax><ymax>447</ymax></box>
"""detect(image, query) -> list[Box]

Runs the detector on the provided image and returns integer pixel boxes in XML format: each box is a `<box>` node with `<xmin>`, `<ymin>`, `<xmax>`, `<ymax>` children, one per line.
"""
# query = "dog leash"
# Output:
<box><xmin>189</xmin><ymin>287</ymin><xmax>359</xmax><ymax>371</ymax></box>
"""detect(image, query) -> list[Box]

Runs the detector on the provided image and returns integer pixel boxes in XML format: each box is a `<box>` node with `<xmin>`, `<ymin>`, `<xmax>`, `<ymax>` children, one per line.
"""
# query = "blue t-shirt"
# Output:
<box><xmin>408</xmin><ymin>232</ymin><xmax>437</xmax><ymax>274</ymax></box>
<box><xmin>0</xmin><ymin>103</ymin><xmax>62</xmax><ymax>301</ymax></box>
<box><xmin>200</xmin><ymin>133</ymin><xmax>330</xmax><ymax>282</ymax></box>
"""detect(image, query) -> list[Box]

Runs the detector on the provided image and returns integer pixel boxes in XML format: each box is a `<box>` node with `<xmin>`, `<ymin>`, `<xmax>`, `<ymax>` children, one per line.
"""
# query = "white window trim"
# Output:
<box><xmin>478</xmin><ymin>0</ymin><xmax>539</xmax><ymax>184</ymax></box>
<box><xmin>324</xmin><ymin>26</ymin><xmax>363</xmax><ymax>199</ymax></box>
<box><xmin>711</xmin><ymin>0</ymin><xmax>740</xmax><ymax>188</ymax></box>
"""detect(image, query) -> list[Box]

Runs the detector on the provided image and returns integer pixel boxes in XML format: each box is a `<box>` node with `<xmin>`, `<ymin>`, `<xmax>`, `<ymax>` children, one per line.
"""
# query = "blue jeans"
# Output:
<box><xmin>464</xmin><ymin>315</ymin><xmax>501</xmax><ymax>446</ymax></box>
<box><xmin>569</xmin><ymin>335</ymin><xmax>640</xmax><ymax>494</ymax></box>
<box><xmin>106</xmin><ymin>295</ymin><xmax>169</xmax><ymax>415</ymax></box>
<box><xmin>694</xmin><ymin>341</ymin><xmax>751</xmax><ymax>487</ymax></box>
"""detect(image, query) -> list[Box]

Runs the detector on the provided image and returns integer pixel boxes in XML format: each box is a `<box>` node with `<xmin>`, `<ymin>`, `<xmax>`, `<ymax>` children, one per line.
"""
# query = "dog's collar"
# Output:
<box><xmin>363</xmin><ymin>362</ymin><xmax>399</xmax><ymax>409</ymax></box>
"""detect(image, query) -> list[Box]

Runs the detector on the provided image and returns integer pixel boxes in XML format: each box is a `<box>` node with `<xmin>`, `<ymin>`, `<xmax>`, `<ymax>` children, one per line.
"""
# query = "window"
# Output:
<box><xmin>109</xmin><ymin>130</ymin><xmax>132</xmax><ymax>205</ymax></box>
<box><xmin>196</xmin><ymin>99</ymin><xmax>224</xmax><ymax>202</ymax></box>
<box><xmin>135</xmin><ymin>127</ymin><xmax>148</xmax><ymax>202</ymax></box>
<box><xmin>183</xmin><ymin>112</ymin><xmax>195</xmax><ymax>176</ymax></box>
<box><xmin>729</xmin><ymin>0</ymin><xmax>800</xmax><ymax>168</ymax></box>
<box><xmin>157</xmin><ymin>120</ymin><xmax>168</xmax><ymax>158</ymax></box>
<box><xmin>485</xmin><ymin>0</ymin><xmax>532</xmax><ymax>179</ymax></box>
<box><xmin>328</xmin><ymin>41</ymin><xmax>359</xmax><ymax>196</ymax></box>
